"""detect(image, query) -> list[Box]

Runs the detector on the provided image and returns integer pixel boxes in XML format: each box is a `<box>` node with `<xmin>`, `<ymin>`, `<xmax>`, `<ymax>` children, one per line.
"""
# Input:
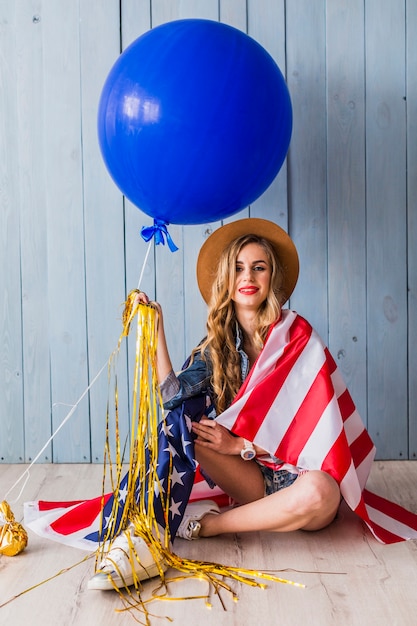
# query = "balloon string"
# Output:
<box><xmin>137</xmin><ymin>239</ymin><xmax>152</xmax><ymax>290</ymax></box>
<box><xmin>4</xmin><ymin>240</ymin><xmax>154</xmax><ymax>504</ymax></box>
<box><xmin>4</xmin><ymin>361</ymin><xmax>109</xmax><ymax>503</ymax></box>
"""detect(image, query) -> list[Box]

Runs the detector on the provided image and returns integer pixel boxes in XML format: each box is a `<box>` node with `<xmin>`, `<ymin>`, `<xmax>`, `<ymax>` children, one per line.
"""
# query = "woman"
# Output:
<box><xmin>88</xmin><ymin>218</ymin><xmax>341</xmax><ymax>590</ymax></box>
<box><xmin>156</xmin><ymin>220</ymin><xmax>340</xmax><ymax>534</ymax></box>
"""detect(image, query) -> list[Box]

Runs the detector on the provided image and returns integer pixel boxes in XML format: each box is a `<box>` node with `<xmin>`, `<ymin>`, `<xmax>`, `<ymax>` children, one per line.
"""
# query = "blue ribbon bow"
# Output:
<box><xmin>140</xmin><ymin>219</ymin><xmax>179</xmax><ymax>252</ymax></box>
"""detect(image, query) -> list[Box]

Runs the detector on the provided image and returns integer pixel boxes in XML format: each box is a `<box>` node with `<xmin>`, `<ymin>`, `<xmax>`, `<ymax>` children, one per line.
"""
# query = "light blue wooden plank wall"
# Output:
<box><xmin>408</xmin><ymin>0</ymin><xmax>417</xmax><ymax>459</ymax></box>
<box><xmin>0</xmin><ymin>0</ymin><xmax>415</xmax><ymax>464</ymax></box>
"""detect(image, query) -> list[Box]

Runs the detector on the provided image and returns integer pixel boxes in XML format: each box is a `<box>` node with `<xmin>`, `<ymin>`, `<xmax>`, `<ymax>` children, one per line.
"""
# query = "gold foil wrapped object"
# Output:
<box><xmin>0</xmin><ymin>500</ymin><xmax>28</xmax><ymax>556</ymax></box>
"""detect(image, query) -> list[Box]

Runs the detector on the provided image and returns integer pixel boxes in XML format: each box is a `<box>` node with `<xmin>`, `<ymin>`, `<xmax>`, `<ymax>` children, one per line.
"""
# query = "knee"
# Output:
<box><xmin>293</xmin><ymin>471</ymin><xmax>340</xmax><ymax>515</ymax></box>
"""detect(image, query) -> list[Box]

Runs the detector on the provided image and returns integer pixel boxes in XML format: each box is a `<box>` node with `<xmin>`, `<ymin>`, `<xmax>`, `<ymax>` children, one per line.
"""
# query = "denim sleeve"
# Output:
<box><xmin>161</xmin><ymin>352</ymin><xmax>212</xmax><ymax>410</ymax></box>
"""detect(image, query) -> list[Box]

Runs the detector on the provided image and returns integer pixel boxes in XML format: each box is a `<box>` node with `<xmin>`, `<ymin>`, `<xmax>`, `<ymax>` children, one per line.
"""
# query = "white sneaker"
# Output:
<box><xmin>87</xmin><ymin>525</ymin><xmax>167</xmax><ymax>591</ymax></box>
<box><xmin>176</xmin><ymin>500</ymin><xmax>220</xmax><ymax>540</ymax></box>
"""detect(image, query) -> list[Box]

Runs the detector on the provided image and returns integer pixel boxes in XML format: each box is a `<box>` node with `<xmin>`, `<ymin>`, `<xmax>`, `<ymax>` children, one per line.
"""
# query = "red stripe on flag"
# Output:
<box><xmin>363</xmin><ymin>519</ymin><xmax>404</xmax><ymax>544</ymax></box>
<box><xmin>50</xmin><ymin>494</ymin><xmax>112</xmax><ymax>536</ymax></box>
<box><xmin>234</xmin><ymin>321</ymin><xmax>276</xmax><ymax>398</ymax></box>
<box><xmin>351</xmin><ymin>498</ymin><xmax>402</xmax><ymax>543</ymax></box>
<box><xmin>231</xmin><ymin>316</ymin><xmax>313</xmax><ymax>441</ymax></box>
<box><xmin>324</xmin><ymin>348</ymin><xmax>337</xmax><ymax>375</ymax></box>
<box><xmin>321</xmin><ymin>431</ymin><xmax>352</xmax><ymax>484</ymax></box>
<box><xmin>275</xmin><ymin>364</ymin><xmax>335</xmax><ymax>464</ymax></box>
<box><xmin>364</xmin><ymin>489</ymin><xmax>417</xmax><ymax>532</ymax></box>
<box><xmin>353</xmin><ymin>497</ymin><xmax>370</xmax><ymax>522</ymax></box>
<box><xmin>38</xmin><ymin>500</ymin><xmax>86</xmax><ymax>511</ymax></box>
<box><xmin>337</xmin><ymin>388</ymin><xmax>356</xmax><ymax>422</ymax></box>
<box><xmin>349</xmin><ymin>429</ymin><xmax>375</xmax><ymax>469</ymax></box>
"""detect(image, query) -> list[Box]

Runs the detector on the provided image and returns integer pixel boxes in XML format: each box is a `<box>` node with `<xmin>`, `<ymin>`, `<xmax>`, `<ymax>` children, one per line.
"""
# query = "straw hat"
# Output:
<box><xmin>196</xmin><ymin>217</ymin><xmax>299</xmax><ymax>304</ymax></box>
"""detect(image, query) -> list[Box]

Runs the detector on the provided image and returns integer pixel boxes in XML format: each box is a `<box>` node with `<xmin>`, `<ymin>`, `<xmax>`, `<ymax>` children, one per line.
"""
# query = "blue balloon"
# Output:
<box><xmin>98</xmin><ymin>19</ymin><xmax>292</xmax><ymax>225</ymax></box>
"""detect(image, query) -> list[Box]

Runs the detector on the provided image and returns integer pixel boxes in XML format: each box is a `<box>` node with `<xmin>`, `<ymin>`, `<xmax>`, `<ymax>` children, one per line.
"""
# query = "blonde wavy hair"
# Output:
<box><xmin>197</xmin><ymin>234</ymin><xmax>285</xmax><ymax>415</ymax></box>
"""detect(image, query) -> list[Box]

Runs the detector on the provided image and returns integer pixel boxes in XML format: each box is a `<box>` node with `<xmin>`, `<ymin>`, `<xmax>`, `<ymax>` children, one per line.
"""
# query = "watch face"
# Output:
<box><xmin>241</xmin><ymin>448</ymin><xmax>256</xmax><ymax>461</ymax></box>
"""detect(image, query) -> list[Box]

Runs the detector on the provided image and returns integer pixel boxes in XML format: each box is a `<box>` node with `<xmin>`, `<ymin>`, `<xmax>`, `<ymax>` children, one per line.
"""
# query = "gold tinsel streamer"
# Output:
<box><xmin>96</xmin><ymin>289</ymin><xmax>304</xmax><ymax>623</ymax></box>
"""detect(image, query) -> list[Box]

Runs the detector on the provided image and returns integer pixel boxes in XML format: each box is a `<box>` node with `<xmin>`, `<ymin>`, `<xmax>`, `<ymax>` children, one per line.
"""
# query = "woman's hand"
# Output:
<box><xmin>135</xmin><ymin>290</ymin><xmax>150</xmax><ymax>305</ymax></box>
<box><xmin>192</xmin><ymin>419</ymin><xmax>242</xmax><ymax>456</ymax></box>
<box><xmin>135</xmin><ymin>291</ymin><xmax>164</xmax><ymax>317</ymax></box>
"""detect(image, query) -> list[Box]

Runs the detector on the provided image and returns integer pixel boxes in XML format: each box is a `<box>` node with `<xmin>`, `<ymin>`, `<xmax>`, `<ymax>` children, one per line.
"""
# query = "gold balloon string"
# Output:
<box><xmin>0</xmin><ymin>553</ymin><xmax>95</xmax><ymax>609</ymax></box>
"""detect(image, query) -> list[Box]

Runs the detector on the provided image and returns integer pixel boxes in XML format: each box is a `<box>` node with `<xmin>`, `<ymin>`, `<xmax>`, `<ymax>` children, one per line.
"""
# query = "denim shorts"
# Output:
<box><xmin>257</xmin><ymin>463</ymin><xmax>299</xmax><ymax>496</ymax></box>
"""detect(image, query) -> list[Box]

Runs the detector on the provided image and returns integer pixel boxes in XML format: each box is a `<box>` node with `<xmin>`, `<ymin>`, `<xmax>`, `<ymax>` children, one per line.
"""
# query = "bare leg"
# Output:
<box><xmin>195</xmin><ymin>443</ymin><xmax>265</xmax><ymax>505</ymax></box>
<box><xmin>198</xmin><ymin>469</ymin><xmax>340</xmax><ymax>537</ymax></box>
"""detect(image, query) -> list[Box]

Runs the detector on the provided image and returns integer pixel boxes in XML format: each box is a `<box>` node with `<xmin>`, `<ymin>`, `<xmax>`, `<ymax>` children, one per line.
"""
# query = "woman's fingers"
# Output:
<box><xmin>135</xmin><ymin>290</ymin><xmax>150</xmax><ymax>304</ymax></box>
<box><xmin>192</xmin><ymin>419</ymin><xmax>217</xmax><ymax>440</ymax></box>
<box><xmin>192</xmin><ymin>420</ymin><xmax>239</xmax><ymax>456</ymax></box>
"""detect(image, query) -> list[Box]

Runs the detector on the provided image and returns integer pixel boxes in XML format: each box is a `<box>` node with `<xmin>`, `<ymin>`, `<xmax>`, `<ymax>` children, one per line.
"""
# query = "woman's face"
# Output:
<box><xmin>231</xmin><ymin>242</ymin><xmax>272</xmax><ymax>312</ymax></box>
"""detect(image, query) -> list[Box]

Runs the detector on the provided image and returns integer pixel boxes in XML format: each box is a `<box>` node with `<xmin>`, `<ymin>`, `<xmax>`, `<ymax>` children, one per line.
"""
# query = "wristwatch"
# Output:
<box><xmin>240</xmin><ymin>438</ymin><xmax>256</xmax><ymax>461</ymax></box>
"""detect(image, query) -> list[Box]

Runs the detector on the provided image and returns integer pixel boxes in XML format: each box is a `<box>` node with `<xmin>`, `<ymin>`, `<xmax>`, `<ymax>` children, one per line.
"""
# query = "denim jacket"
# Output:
<box><xmin>161</xmin><ymin>325</ymin><xmax>250</xmax><ymax>411</ymax></box>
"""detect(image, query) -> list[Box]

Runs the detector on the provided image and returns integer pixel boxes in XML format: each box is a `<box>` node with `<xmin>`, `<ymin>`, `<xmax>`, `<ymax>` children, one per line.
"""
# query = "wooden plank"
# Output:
<box><xmin>248</xmin><ymin>0</ymin><xmax>289</xmax><ymax>228</ymax></box>
<box><xmin>0</xmin><ymin>2</ymin><xmax>25</xmax><ymax>462</ymax></box>
<box><xmin>407</xmin><ymin>0</ymin><xmax>417</xmax><ymax>459</ymax></box>
<box><xmin>41</xmin><ymin>0</ymin><xmax>90</xmax><ymax>461</ymax></box>
<box><xmin>1</xmin><ymin>462</ymin><xmax>417</xmax><ymax>625</ymax></box>
<box><xmin>16</xmin><ymin>3</ymin><xmax>53</xmax><ymax>463</ymax></box>
<box><xmin>285</xmin><ymin>0</ymin><xmax>328</xmax><ymax>339</ymax></box>
<box><xmin>326</xmin><ymin>0</ymin><xmax>367</xmax><ymax>421</ymax></box>
<box><xmin>80</xmin><ymin>0</ymin><xmax>130</xmax><ymax>462</ymax></box>
<box><xmin>151</xmin><ymin>0</ymin><xmax>219</xmax><ymax>25</ymax></box>
<box><xmin>220</xmin><ymin>0</ymin><xmax>247</xmax><ymax>31</ymax></box>
<box><xmin>183</xmin><ymin>224</ymin><xmax>216</xmax><ymax>358</ymax></box>
<box><xmin>121</xmin><ymin>0</ymin><xmax>151</xmax><ymax>48</ymax></box>
<box><xmin>365</xmin><ymin>0</ymin><xmax>407</xmax><ymax>458</ymax></box>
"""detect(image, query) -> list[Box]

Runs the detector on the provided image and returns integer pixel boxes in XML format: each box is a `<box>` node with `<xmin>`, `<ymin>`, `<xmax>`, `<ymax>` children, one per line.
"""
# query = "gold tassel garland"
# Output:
<box><xmin>97</xmin><ymin>290</ymin><xmax>304</xmax><ymax>623</ymax></box>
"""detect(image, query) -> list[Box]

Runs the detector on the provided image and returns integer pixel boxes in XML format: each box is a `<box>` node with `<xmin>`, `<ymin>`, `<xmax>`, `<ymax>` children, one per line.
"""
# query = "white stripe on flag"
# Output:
<box><xmin>297</xmin><ymin>398</ymin><xmax>343</xmax><ymax>470</ymax></box>
<box><xmin>339</xmin><ymin>461</ymin><xmax>363</xmax><ymax>511</ymax></box>
<box><xmin>355</xmin><ymin>446</ymin><xmax>376</xmax><ymax>491</ymax></box>
<box><xmin>247</xmin><ymin>332</ymin><xmax>327</xmax><ymax>456</ymax></box>
<box><xmin>366</xmin><ymin>504</ymin><xmax>417</xmax><ymax>541</ymax></box>
<box><xmin>343</xmin><ymin>409</ymin><xmax>367</xmax><ymax>446</ymax></box>
<box><xmin>24</xmin><ymin>503</ymin><xmax>99</xmax><ymax>551</ymax></box>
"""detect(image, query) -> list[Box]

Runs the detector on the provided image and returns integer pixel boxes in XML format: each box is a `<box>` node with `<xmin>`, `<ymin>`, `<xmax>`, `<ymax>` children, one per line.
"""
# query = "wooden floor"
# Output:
<box><xmin>1</xmin><ymin>462</ymin><xmax>417</xmax><ymax>626</ymax></box>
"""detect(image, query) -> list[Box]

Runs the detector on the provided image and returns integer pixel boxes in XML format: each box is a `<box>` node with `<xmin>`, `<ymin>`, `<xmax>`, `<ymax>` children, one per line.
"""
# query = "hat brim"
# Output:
<box><xmin>197</xmin><ymin>218</ymin><xmax>299</xmax><ymax>304</ymax></box>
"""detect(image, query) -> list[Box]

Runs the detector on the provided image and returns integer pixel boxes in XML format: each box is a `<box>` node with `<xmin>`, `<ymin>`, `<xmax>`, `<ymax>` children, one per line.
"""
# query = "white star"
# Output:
<box><xmin>182</xmin><ymin>432</ymin><xmax>192</xmax><ymax>450</ymax></box>
<box><xmin>103</xmin><ymin>514</ymin><xmax>112</xmax><ymax>528</ymax></box>
<box><xmin>169</xmin><ymin>498</ymin><xmax>182</xmax><ymax>519</ymax></box>
<box><xmin>161</xmin><ymin>421</ymin><xmax>174</xmax><ymax>437</ymax></box>
<box><xmin>154</xmin><ymin>477</ymin><xmax>165</xmax><ymax>497</ymax></box>
<box><xmin>170</xmin><ymin>467</ymin><xmax>186</xmax><ymax>487</ymax></box>
<box><xmin>163</xmin><ymin>442</ymin><xmax>178</xmax><ymax>457</ymax></box>
<box><xmin>118</xmin><ymin>484</ymin><xmax>128</xmax><ymax>502</ymax></box>
<box><xmin>184</xmin><ymin>414</ymin><xmax>192</xmax><ymax>432</ymax></box>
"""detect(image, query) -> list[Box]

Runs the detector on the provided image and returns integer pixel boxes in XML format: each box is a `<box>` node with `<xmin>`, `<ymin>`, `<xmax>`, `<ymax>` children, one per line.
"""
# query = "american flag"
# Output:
<box><xmin>25</xmin><ymin>309</ymin><xmax>417</xmax><ymax>547</ymax></box>
<box><xmin>24</xmin><ymin>395</ymin><xmax>227</xmax><ymax>551</ymax></box>
<box><xmin>216</xmin><ymin>309</ymin><xmax>417</xmax><ymax>544</ymax></box>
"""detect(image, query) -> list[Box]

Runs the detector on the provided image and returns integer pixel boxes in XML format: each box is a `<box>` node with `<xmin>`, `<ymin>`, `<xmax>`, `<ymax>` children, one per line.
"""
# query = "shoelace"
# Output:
<box><xmin>100</xmin><ymin>546</ymin><xmax>130</xmax><ymax>570</ymax></box>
